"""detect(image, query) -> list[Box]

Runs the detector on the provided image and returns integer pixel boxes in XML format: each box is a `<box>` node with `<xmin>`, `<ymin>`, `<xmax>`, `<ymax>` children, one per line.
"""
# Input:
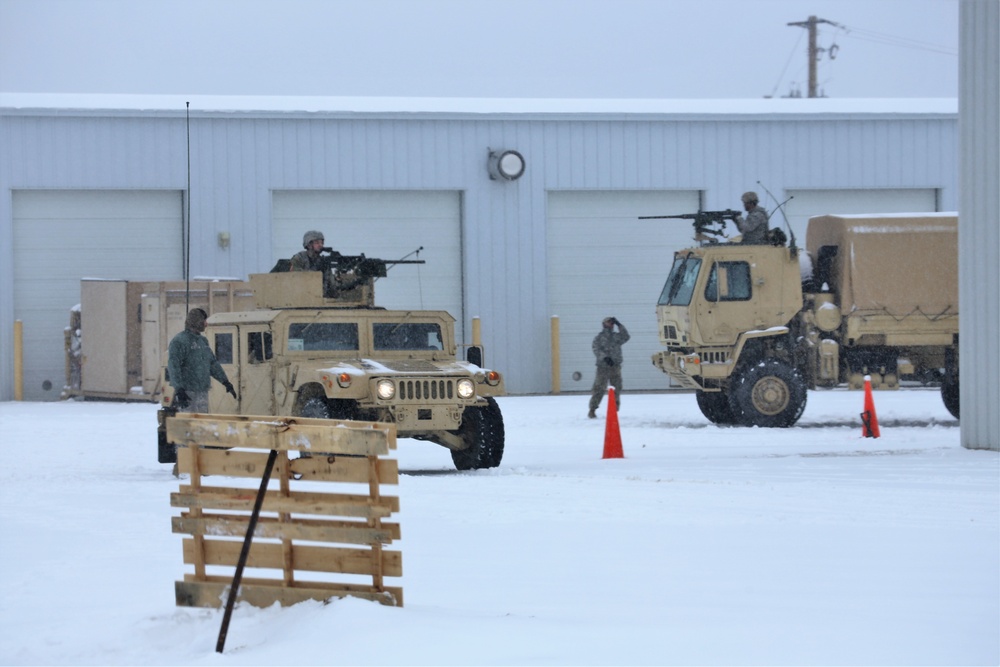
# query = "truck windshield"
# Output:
<box><xmin>658</xmin><ymin>255</ymin><xmax>702</xmax><ymax>306</ymax></box>
<box><xmin>373</xmin><ymin>322</ymin><xmax>444</xmax><ymax>351</ymax></box>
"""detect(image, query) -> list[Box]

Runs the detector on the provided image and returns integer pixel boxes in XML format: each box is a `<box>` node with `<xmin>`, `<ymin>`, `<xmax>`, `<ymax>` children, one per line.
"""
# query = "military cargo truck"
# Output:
<box><xmin>159</xmin><ymin>262</ymin><xmax>505</xmax><ymax>470</ymax></box>
<box><xmin>651</xmin><ymin>213</ymin><xmax>959</xmax><ymax>427</ymax></box>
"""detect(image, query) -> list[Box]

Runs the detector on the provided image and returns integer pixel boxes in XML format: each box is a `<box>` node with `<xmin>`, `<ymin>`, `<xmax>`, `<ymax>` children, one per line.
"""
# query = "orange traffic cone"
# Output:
<box><xmin>602</xmin><ymin>387</ymin><xmax>624</xmax><ymax>459</ymax></box>
<box><xmin>861</xmin><ymin>375</ymin><xmax>880</xmax><ymax>438</ymax></box>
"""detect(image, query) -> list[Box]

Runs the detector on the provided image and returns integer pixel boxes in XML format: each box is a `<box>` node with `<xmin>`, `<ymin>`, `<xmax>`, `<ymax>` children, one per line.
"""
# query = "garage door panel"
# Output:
<box><xmin>13</xmin><ymin>190</ymin><xmax>183</xmax><ymax>401</ymax></box>
<box><xmin>272</xmin><ymin>190</ymin><xmax>463</xmax><ymax>334</ymax></box>
<box><xmin>548</xmin><ymin>190</ymin><xmax>700</xmax><ymax>393</ymax></box>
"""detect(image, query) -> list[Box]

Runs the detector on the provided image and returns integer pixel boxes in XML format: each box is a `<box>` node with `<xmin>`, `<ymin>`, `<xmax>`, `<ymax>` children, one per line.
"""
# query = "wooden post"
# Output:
<box><xmin>14</xmin><ymin>320</ymin><xmax>24</xmax><ymax>401</ymax></box>
<box><xmin>550</xmin><ymin>316</ymin><xmax>560</xmax><ymax>395</ymax></box>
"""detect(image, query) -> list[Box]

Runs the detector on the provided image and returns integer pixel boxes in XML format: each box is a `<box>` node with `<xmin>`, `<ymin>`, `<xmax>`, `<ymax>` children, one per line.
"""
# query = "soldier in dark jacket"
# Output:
<box><xmin>735</xmin><ymin>191</ymin><xmax>770</xmax><ymax>244</ymax></box>
<box><xmin>167</xmin><ymin>308</ymin><xmax>236</xmax><ymax>413</ymax></box>
<box><xmin>588</xmin><ymin>317</ymin><xmax>630</xmax><ymax>418</ymax></box>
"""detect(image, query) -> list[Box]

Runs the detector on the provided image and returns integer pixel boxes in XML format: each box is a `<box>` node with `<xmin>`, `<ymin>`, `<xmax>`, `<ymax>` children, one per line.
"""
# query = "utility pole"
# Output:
<box><xmin>787</xmin><ymin>16</ymin><xmax>841</xmax><ymax>98</ymax></box>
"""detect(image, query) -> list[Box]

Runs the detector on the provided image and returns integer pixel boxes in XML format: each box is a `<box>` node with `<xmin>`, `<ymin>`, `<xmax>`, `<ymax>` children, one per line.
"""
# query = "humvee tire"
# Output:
<box><xmin>450</xmin><ymin>397</ymin><xmax>505</xmax><ymax>470</ymax></box>
<box><xmin>728</xmin><ymin>359</ymin><xmax>807</xmax><ymax>428</ymax></box>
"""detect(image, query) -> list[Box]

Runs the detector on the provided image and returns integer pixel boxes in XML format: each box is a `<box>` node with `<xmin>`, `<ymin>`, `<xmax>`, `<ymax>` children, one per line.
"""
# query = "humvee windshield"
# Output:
<box><xmin>658</xmin><ymin>255</ymin><xmax>701</xmax><ymax>306</ymax></box>
<box><xmin>373</xmin><ymin>322</ymin><xmax>444</xmax><ymax>351</ymax></box>
<box><xmin>287</xmin><ymin>322</ymin><xmax>359</xmax><ymax>351</ymax></box>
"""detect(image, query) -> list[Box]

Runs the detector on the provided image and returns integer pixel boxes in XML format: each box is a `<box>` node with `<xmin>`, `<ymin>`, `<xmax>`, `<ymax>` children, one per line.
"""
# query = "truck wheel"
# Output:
<box><xmin>451</xmin><ymin>397</ymin><xmax>505</xmax><ymax>470</ymax></box>
<box><xmin>728</xmin><ymin>359</ymin><xmax>807</xmax><ymax>428</ymax></box>
<box><xmin>941</xmin><ymin>375</ymin><xmax>960</xmax><ymax>419</ymax></box>
<box><xmin>695</xmin><ymin>390</ymin><xmax>737</xmax><ymax>425</ymax></box>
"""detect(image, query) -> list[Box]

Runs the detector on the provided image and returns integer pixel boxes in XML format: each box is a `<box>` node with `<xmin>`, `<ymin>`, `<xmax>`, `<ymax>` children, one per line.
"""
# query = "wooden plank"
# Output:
<box><xmin>176</xmin><ymin>577</ymin><xmax>402</xmax><ymax>608</ymax></box>
<box><xmin>166</xmin><ymin>414</ymin><xmax>395</xmax><ymax>456</ymax></box>
<box><xmin>172</xmin><ymin>514</ymin><xmax>401</xmax><ymax>544</ymax></box>
<box><xmin>175</xmin><ymin>448</ymin><xmax>399</xmax><ymax>484</ymax></box>
<box><xmin>182</xmin><ymin>539</ymin><xmax>402</xmax><ymax>576</ymax></box>
<box><xmin>172</xmin><ymin>485</ymin><xmax>399</xmax><ymax>517</ymax></box>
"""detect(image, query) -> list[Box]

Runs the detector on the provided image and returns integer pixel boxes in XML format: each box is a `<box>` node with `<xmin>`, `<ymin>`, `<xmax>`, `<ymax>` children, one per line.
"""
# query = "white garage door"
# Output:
<box><xmin>13</xmin><ymin>190</ymin><xmax>184</xmax><ymax>401</ymax></box>
<box><xmin>548</xmin><ymin>190</ymin><xmax>701</xmax><ymax>393</ymax></box>
<box><xmin>782</xmin><ymin>189</ymin><xmax>939</xmax><ymax>246</ymax></box>
<box><xmin>272</xmin><ymin>190</ymin><xmax>464</xmax><ymax>338</ymax></box>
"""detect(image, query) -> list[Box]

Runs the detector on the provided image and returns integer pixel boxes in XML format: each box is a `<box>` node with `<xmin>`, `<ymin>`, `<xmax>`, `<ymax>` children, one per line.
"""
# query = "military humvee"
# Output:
<box><xmin>160</xmin><ymin>263</ymin><xmax>505</xmax><ymax>470</ymax></box>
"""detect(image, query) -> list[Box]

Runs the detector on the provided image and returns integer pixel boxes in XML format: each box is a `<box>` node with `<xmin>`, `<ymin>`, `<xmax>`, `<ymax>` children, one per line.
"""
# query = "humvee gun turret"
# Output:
<box><xmin>159</xmin><ymin>262</ymin><xmax>505</xmax><ymax>470</ymax></box>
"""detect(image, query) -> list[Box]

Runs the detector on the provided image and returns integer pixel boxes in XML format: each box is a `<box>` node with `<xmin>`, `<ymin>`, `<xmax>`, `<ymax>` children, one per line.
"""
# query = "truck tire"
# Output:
<box><xmin>695</xmin><ymin>390</ymin><xmax>738</xmax><ymax>425</ymax></box>
<box><xmin>451</xmin><ymin>397</ymin><xmax>505</xmax><ymax>470</ymax></box>
<box><xmin>728</xmin><ymin>359</ymin><xmax>808</xmax><ymax>428</ymax></box>
<box><xmin>941</xmin><ymin>375</ymin><xmax>960</xmax><ymax>419</ymax></box>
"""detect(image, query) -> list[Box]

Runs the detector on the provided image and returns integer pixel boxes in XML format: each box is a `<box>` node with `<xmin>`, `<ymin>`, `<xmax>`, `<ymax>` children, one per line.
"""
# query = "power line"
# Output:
<box><xmin>837</xmin><ymin>24</ymin><xmax>957</xmax><ymax>56</ymax></box>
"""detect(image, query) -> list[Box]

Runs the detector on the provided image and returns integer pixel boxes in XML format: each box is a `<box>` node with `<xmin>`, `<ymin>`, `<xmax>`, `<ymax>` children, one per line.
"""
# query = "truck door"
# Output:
<box><xmin>209</xmin><ymin>325</ymin><xmax>239</xmax><ymax>414</ymax></box>
<box><xmin>696</xmin><ymin>259</ymin><xmax>754</xmax><ymax>346</ymax></box>
<box><xmin>241</xmin><ymin>327</ymin><xmax>274</xmax><ymax>415</ymax></box>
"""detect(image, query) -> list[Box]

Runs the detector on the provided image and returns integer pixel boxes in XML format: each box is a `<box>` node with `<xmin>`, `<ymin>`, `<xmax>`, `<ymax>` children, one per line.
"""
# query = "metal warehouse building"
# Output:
<box><xmin>0</xmin><ymin>95</ymin><xmax>961</xmax><ymax>401</ymax></box>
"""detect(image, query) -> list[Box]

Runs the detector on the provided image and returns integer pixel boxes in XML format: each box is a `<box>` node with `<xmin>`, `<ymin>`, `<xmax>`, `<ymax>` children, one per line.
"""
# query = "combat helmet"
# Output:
<box><xmin>303</xmin><ymin>230</ymin><xmax>325</xmax><ymax>248</ymax></box>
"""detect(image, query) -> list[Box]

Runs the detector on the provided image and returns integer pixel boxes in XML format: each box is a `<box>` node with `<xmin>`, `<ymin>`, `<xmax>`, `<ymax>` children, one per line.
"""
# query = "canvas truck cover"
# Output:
<box><xmin>805</xmin><ymin>213</ymin><xmax>958</xmax><ymax>316</ymax></box>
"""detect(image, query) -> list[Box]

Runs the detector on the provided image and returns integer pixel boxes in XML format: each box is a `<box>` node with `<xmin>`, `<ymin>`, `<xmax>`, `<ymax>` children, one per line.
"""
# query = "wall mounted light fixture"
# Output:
<box><xmin>217</xmin><ymin>231</ymin><xmax>231</xmax><ymax>249</ymax></box>
<box><xmin>488</xmin><ymin>148</ymin><xmax>525</xmax><ymax>181</ymax></box>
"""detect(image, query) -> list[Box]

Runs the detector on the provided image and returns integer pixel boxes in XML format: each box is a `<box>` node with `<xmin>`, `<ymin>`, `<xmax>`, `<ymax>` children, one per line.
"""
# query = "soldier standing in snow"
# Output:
<box><xmin>167</xmin><ymin>308</ymin><xmax>236</xmax><ymax>414</ymax></box>
<box><xmin>735</xmin><ymin>191</ymin><xmax>770</xmax><ymax>244</ymax></box>
<box><xmin>588</xmin><ymin>316</ymin><xmax>630</xmax><ymax>418</ymax></box>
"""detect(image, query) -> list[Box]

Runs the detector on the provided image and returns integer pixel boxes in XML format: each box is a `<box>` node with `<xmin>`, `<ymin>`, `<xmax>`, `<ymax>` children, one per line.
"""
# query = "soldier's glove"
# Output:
<box><xmin>604</xmin><ymin>357</ymin><xmax>614</xmax><ymax>367</ymax></box>
<box><xmin>173</xmin><ymin>388</ymin><xmax>190</xmax><ymax>408</ymax></box>
<box><xmin>223</xmin><ymin>381</ymin><xmax>238</xmax><ymax>399</ymax></box>
<box><xmin>611</xmin><ymin>318</ymin><xmax>620</xmax><ymax>326</ymax></box>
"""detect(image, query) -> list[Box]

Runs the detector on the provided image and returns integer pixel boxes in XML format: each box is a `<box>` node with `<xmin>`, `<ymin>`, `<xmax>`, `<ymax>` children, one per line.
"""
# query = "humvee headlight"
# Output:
<box><xmin>376</xmin><ymin>379</ymin><xmax>396</xmax><ymax>400</ymax></box>
<box><xmin>485</xmin><ymin>370</ymin><xmax>501</xmax><ymax>386</ymax></box>
<box><xmin>457</xmin><ymin>378</ymin><xmax>475</xmax><ymax>399</ymax></box>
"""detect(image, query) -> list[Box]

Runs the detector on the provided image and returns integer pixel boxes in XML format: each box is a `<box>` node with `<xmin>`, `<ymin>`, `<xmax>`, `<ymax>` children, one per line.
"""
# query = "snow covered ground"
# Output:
<box><xmin>0</xmin><ymin>388</ymin><xmax>997</xmax><ymax>666</ymax></box>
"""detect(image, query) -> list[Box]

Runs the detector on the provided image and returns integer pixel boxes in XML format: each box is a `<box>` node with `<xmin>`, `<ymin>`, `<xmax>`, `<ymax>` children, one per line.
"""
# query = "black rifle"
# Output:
<box><xmin>638</xmin><ymin>209</ymin><xmax>742</xmax><ymax>243</ymax></box>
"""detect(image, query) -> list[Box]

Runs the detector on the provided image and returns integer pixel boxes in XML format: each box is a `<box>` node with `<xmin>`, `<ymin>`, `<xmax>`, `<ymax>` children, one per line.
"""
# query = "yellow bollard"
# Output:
<box><xmin>14</xmin><ymin>320</ymin><xmax>24</xmax><ymax>400</ymax></box>
<box><xmin>551</xmin><ymin>315</ymin><xmax>560</xmax><ymax>394</ymax></box>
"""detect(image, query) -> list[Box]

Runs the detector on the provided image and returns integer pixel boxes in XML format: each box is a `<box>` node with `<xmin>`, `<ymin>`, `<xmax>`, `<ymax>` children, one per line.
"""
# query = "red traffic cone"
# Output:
<box><xmin>861</xmin><ymin>375</ymin><xmax>880</xmax><ymax>438</ymax></box>
<box><xmin>602</xmin><ymin>387</ymin><xmax>624</xmax><ymax>459</ymax></box>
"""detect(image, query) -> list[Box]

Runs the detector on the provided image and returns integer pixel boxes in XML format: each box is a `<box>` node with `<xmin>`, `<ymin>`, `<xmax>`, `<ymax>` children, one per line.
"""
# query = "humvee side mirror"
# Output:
<box><xmin>467</xmin><ymin>345</ymin><xmax>484</xmax><ymax>367</ymax></box>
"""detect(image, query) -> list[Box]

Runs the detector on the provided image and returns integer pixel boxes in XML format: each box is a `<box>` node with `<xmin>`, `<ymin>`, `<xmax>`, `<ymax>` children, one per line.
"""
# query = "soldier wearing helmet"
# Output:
<box><xmin>290</xmin><ymin>230</ymin><xmax>337</xmax><ymax>295</ymax></box>
<box><xmin>291</xmin><ymin>230</ymin><xmax>327</xmax><ymax>272</ymax></box>
<box><xmin>167</xmin><ymin>307</ymin><xmax>237</xmax><ymax>415</ymax></box>
<box><xmin>588</xmin><ymin>316</ymin><xmax>630</xmax><ymax>418</ymax></box>
<box><xmin>734</xmin><ymin>191</ymin><xmax>769</xmax><ymax>244</ymax></box>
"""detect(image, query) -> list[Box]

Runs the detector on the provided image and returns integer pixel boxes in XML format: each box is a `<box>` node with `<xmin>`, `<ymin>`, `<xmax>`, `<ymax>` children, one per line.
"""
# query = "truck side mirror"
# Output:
<box><xmin>467</xmin><ymin>345</ymin><xmax>484</xmax><ymax>367</ymax></box>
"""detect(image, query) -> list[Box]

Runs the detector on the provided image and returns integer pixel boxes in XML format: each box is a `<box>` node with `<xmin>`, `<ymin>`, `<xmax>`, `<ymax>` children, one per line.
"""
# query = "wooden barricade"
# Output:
<box><xmin>166</xmin><ymin>413</ymin><xmax>402</xmax><ymax>608</ymax></box>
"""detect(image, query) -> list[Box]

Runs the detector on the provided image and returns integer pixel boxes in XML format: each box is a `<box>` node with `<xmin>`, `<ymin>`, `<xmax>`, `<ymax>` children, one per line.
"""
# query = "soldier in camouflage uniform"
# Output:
<box><xmin>167</xmin><ymin>308</ymin><xmax>237</xmax><ymax>413</ymax></box>
<box><xmin>735</xmin><ymin>191</ymin><xmax>770</xmax><ymax>244</ymax></box>
<box><xmin>290</xmin><ymin>230</ymin><xmax>338</xmax><ymax>296</ymax></box>
<box><xmin>588</xmin><ymin>316</ymin><xmax>630</xmax><ymax>418</ymax></box>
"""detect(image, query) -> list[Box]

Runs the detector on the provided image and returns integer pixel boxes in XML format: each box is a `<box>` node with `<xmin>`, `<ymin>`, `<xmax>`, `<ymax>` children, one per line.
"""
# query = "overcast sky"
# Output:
<box><xmin>0</xmin><ymin>0</ymin><xmax>959</xmax><ymax>100</ymax></box>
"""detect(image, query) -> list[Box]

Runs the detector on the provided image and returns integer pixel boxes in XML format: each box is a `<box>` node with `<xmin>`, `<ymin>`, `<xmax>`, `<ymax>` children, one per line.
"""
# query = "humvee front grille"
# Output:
<box><xmin>396</xmin><ymin>378</ymin><xmax>456</xmax><ymax>402</ymax></box>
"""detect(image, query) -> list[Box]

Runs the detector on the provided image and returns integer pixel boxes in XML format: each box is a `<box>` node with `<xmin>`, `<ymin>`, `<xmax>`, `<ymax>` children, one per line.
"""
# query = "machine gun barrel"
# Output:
<box><xmin>637</xmin><ymin>209</ymin><xmax>742</xmax><ymax>221</ymax></box>
<box><xmin>638</xmin><ymin>209</ymin><xmax>742</xmax><ymax>244</ymax></box>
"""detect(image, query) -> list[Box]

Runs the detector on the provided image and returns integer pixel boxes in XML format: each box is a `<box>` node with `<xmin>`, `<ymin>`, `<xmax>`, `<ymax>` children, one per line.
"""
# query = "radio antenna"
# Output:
<box><xmin>185</xmin><ymin>101</ymin><xmax>192</xmax><ymax>312</ymax></box>
<box><xmin>756</xmin><ymin>180</ymin><xmax>797</xmax><ymax>251</ymax></box>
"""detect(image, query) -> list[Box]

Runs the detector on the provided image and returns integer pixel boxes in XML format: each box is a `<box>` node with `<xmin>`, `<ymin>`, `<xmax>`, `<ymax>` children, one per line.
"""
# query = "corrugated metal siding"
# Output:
<box><xmin>959</xmin><ymin>0</ymin><xmax>1000</xmax><ymax>451</ymax></box>
<box><xmin>0</xmin><ymin>107</ymin><xmax>959</xmax><ymax>397</ymax></box>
